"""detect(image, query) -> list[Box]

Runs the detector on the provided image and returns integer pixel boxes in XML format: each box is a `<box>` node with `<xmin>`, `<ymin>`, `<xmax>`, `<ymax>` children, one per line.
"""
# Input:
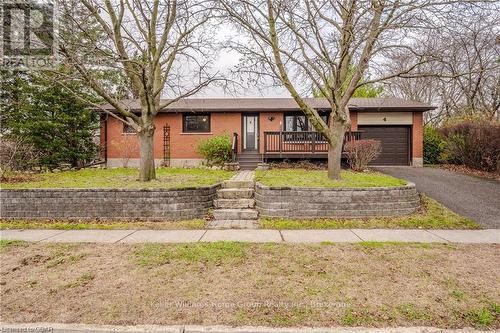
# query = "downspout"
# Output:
<box><xmin>104</xmin><ymin>113</ymin><xmax>108</xmax><ymax>164</ymax></box>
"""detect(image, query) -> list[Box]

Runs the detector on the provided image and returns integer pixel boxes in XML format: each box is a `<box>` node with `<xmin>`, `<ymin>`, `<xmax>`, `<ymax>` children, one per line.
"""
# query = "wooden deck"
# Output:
<box><xmin>263</xmin><ymin>131</ymin><xmax>362</xmax><ymax>158</ymax></box>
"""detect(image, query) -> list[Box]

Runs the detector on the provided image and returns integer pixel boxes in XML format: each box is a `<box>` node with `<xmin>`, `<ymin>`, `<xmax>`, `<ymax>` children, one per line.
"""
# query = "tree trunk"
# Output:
<box><xmin>327</xmin><ymin>120</ymin><xmax>346</xmax><ymax>180</ymax></box>
<box><xmin>138</xmin><ymin>127</ymin><xmax>156</xmax><ymax>181</ymax></box>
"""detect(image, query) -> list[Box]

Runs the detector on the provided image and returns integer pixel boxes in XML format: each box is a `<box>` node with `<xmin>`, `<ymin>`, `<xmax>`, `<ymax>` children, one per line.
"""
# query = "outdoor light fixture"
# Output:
<box><xmin>268</xmin><ymin>116</ymin><xmax>275</xmax><ymax>121</ymax></box>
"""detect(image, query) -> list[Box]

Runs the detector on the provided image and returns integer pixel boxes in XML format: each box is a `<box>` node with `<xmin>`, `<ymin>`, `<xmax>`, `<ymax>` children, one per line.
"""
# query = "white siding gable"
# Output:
<box><xmin>358</xmin><ymin>112</ymin><xmax>413</xmax><ymax>125</ymax></box>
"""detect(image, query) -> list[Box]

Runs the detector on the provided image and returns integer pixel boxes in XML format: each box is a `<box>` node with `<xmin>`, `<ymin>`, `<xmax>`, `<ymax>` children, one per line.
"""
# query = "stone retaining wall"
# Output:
<box><xmin>0</xmin><ymin>186</ymin><xmax>218</xmax><ymax>221</ymax></box>
<box><xmin>255</xmin><ymin>182</ymin><xmax>420</xmax><ymax>218</ymax></box>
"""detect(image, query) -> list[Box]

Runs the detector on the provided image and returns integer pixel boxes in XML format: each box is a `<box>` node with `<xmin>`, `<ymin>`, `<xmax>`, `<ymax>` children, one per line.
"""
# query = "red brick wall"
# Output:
<box><xmin>412</xmin><ymin>112</ymin><xmax>424</xmax><ymax>160</ymax></box>
<box><xmin>106</xmin><ymin>112</ymin><xmax>242</xmax><ymax>160</ymax></box>
<box><xmin>106</xmin><ymin>117</ymin><xmax>140</xmax><ymax>159</ymax></box>
<box><xmin>350</xmin><ymin>111</ymin><xmax>358</xmax><ymax>131</ymax></box>
<box><xmin>259</xmin><ymin>112</ymin><xmax>284</xmax><ymax>153</ymax></box>
<box><xmin>167</xmin><ymin>112</ymin><xmax>242</xmax><ymax>158</ymax></box>
<box><xmin>105</xmin><ymin>110</ymin><xmax>423</xmax><ymax>164</ymax></box>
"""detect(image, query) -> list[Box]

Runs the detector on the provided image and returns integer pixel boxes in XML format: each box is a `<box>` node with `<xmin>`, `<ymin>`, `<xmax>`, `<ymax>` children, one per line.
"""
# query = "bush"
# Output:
<box><xmin>0</xmin><ymin>138</ymin><xmax>42</xmax><ymax>177</ymax></box>
<box><xmin>423</xmin><ymin>125</ymin><xmax>446</xmax><ymax>165</ymax></box>
<box><xmin>196</xmin><ymin>134</ymin><xmax>233</xmax><ymax>166</ymax></box>
<box><xmin>344</xmin><ymin>139</ymin><xmax>381</xmax><ymax>171</ymax></box>
<box><xmin>439</xmin><ymin>120</ymin><xmax>500</xmax><ymax>172</ymax></box>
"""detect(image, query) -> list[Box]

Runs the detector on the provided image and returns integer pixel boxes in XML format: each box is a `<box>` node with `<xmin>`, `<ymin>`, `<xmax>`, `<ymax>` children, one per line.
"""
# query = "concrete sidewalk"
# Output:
<box><xmin>0</xmin><ymin>322</ymin><xmax>492</xmax><ymax>333</ymax></box>
<box><xmin>1</xmin><ymin>228</ymin><xmax>499</xmax><ymax>244</ymax></box>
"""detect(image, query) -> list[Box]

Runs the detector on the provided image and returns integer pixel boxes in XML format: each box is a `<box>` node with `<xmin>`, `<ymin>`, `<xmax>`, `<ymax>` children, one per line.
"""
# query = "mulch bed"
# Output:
<box><xmin>1</xmin><ymin>173</ymin><xmax>39</xmax><ymax>184</ymax></box>
<box><xmin>269</xmin><ymin>160</ymin><xmax>328</xmax><ymax>170</ymax></box>
<box><xmin>438</xmin><ymin>164</ymin><xmax>500</xmax><ymax>181</ymax></box>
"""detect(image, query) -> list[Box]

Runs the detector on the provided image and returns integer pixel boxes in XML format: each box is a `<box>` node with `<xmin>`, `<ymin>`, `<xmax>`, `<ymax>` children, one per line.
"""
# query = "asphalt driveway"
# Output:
<box><xmin>375</xmin><ymin>167</ymin><xmax>500</xmax><ymax>229</ymax></box>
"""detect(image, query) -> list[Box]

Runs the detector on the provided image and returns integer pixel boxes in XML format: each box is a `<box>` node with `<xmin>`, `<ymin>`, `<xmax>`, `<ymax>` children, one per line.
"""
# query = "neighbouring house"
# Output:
<box><xmin>99</xmin><ymin>98</ymin><xmax>435</xmax><ymax>169</ymax></box>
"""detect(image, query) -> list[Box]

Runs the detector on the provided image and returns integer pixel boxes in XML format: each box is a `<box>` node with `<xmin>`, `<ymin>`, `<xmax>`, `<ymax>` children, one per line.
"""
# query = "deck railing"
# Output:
<box><xmin>263</xmin><ymin>130</ymin><xmax>362</xmax><ymax>154</ymax></box>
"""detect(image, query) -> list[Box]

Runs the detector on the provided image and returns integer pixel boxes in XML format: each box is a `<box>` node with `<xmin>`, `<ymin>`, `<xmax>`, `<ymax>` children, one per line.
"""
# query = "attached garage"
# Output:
<box><xmin>356</xmin><ymin>111</ymin><xmax>415</xmax><ymax>166</ymax></box>
<box><xmin>357</xmin><ymin>125</ymin><xmax>411</xmax><ymax>165</ymax></box>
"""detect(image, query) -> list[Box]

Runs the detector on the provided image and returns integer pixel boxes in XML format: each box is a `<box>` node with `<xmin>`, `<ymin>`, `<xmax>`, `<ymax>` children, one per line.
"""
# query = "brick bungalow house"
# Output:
<box><xmin>99</xmin><ymin>97</ymin><xmax>435</xmax><ymax>169</ymax></box>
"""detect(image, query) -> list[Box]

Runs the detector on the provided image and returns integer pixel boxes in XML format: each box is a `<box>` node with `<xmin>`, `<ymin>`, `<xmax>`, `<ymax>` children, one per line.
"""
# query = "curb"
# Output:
<box><xmin>0</xmin><ymin>323</ymin><xmax>490</xmax><ymax>333</ymax></box>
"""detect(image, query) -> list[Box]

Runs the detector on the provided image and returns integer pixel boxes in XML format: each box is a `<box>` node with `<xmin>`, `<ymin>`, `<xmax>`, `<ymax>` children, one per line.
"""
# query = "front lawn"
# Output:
<box><xmin>0</xmin><ymin>168</ymin><xmax>235</xmax><ymax>189</ymax></box>
<box><xmin>255</xmin><ymin>169</ymin><xmax>406</xmax><ymax>188</ymax></box>
<box><xmin>1</xmin><ymin>241</ymin><xmax>498</xmax><ymax>328</ymax></box>
<box><xmin>260</xmin><ymin>195</ymin><xmax>481</xmax><ymax>230</ymax></box>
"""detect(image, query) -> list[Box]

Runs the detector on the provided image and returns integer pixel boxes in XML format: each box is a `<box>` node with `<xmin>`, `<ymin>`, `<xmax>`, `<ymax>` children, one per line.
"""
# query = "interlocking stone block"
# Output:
<box><xmin>221</xmin><ymin>180</ymin><xmax>254</xmax><ymax>189</ymax></box>
<box><xmin>213</xmin><ymin>209</ymin><xmax>258</xmax><ymax>220</ymax></box>
<box><xmin>217</xmin><ymin>188</ymin><xmax>254</xmax><ymax>199</ymax></box>
<box><xmin>214</xmin><ymin>199</ymin><xmax>255</xmax><ymax>209</ymax></box>
<box><xmin>255</xmin><ymin>182</ymin><xmax>419</xmax><ymax>218</ymax></box>
<box><xmin>0</xmin><ymin>185</ymin><xmax>219</xmax><ymax>221</ymax></box>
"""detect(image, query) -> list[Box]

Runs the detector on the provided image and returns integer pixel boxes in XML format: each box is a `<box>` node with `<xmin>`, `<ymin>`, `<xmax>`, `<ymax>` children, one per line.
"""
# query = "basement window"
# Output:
<box><xmin>182</xmin><ymin>113</ymin><xmax>211</xmax><ymax>133</ymax></box>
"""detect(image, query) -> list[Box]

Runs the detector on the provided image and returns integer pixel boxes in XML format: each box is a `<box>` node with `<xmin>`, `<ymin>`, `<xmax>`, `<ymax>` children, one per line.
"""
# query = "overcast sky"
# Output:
<box><xmin>196</xmin><ymin>52</ymin><xmax>290</xmax><ymax>98</ymax></box>
<box><xmin>194</xmin><ymin>24</ymin><xmax>290</xmax><ymax>98</ymax></box>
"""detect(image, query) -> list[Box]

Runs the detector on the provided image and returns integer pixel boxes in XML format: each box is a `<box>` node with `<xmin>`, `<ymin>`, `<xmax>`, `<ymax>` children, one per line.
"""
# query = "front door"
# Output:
<box><xmin>243</xmin><ymin>114</ymin><xmax>259</xmax><ymax>151</ymax></box>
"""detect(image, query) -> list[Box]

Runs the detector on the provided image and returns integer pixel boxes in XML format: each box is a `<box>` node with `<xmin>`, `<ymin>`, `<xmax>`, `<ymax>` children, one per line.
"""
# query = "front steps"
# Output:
<box><xmin>237</xmin><ymin>151</ymin><xmax>261</xmax><ymax>170</ymax></box>
<box><xmin>213</xmin><ymin>209</ymin><xmax>258</xmax><ymax>220</ymax></box>
<box><xmin>214</xmin><ymin>198</ymin><xmax>255</xmax><ymax>209</ymax></box>
<box><xmin>209</xmin><ymin>171</ymin><xmax>258</xmax><ymax>229</ymax></box>
<box><xmin>222</xmin><ymin>180</ymin><xmax>254</xmax><ymax>188</ymax></box>
<box><xmin>217</xmin><ymin>188</ymin><xmax>254</xmax><ymax>199</ymax></box>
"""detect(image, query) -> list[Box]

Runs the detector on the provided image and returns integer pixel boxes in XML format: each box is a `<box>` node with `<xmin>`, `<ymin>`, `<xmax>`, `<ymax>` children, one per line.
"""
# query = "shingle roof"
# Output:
<box><xmin>99</xmin><ymin>97</ymin><xmax>435</xmax><ymax>112</ymax></box>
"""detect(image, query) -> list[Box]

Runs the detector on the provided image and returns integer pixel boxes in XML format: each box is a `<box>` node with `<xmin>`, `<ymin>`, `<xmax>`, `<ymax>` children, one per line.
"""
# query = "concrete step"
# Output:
<box><xmin>238</xmin><ymin>152</ymin><xmax>261</xmax><ymax>156</ymax></box>
<box><xmin>214</xmin><ymin>198</ymin><xmax>255</xmax><ymax>209</ymax></box>
<box><xmin>212</xmin><ymin>209</ymin><xmax>259</xmax><ymax>220</ymax></box>
<box><xmin>239</xmin><ymin>166</ymin><xmax>258</xmax><ymax>171</ymax></box>
<box><xmin>238</xmin><ymin>162</ymin><xmax>259</xmax><ymax>166</ymax></box>
<box><xmin>208</xmin><ymin>220</ymin><xmax>259</xmax><ymax>229</ymax></box>
<box><xmin>217</xmin><ymin>188</ymin><xmax>254</xmax><ymax>199</ymax></box>
<box><xmin>222</xmin><ymin>180</ymin><xmax>254</xmax><ymax>189</ymax></box>
<box><xmin>238</xmin><ymin>161</ymin><xmax>259</xmax><ymax>165</ymax></box>
<box><xmin>238</xmin><ymin>157</ymin><xmax>260</xmax><ymax>161</ymax></box>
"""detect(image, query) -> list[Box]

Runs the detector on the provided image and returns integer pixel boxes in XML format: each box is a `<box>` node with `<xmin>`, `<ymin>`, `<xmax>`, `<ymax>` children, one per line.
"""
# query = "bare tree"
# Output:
<box><xmin>0</xmin><ymin>138</ymin><xmax>42</xmax><ymax>177</ymax></box>
<box><xmin>219</xmin><ymin>0</ymin><xmax>493</xmax><ymax>179</ymax></box>
<box><xmin>56</xmin><ymin>0</ymin><xmax>219</xmax><ymax>181</ymax></box>
<box><xmin>383</xmin><ymin>3</ymin><xmax>500</xmax><ymax>124</ymax></box>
